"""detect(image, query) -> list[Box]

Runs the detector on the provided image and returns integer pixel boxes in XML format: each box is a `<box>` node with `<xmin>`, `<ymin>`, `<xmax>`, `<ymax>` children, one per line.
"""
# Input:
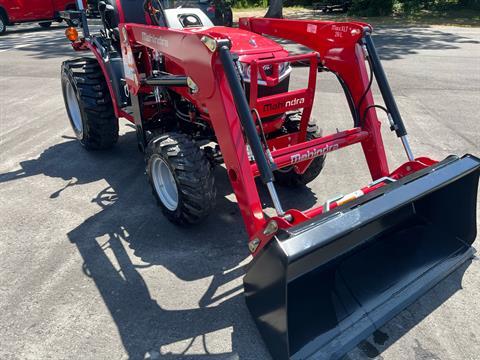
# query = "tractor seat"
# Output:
<box><xmin>105</xmin><ymin>0</ymin><xmax>213</xmax><ymax>30</ymax></box>
<box><xmin>108</xmin><ymin>0</ymin><xmax>150</xmax><ymax>27</ymax></box>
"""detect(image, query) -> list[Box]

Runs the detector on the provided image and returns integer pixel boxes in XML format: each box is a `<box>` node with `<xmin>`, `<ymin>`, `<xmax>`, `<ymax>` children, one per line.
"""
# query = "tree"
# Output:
<box><xmin>265</xmin><ymin>0</ymin><xmax>283</xmax><ymax>18</ymax></box>
<box><xmin>349</xmin><ymin>0</ymin><xmax>394</xmax><ymax>16</ymax></box>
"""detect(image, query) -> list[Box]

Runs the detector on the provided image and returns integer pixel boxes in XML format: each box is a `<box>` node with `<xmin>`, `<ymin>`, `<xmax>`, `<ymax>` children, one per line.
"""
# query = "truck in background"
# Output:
<box><xmin>0</xmin><ymin>0</ymin><xmax>77</xmax><ymax>34</ymax></box>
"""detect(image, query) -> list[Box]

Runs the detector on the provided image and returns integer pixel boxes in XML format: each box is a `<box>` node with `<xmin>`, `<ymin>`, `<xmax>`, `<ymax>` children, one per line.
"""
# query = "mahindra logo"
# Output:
<box><xmin>264</xmin><ymin>98</ymin><xmax>305</xmax><ymax>112</ymax></box>
<box><xmin>141</xmin><ymin>32</ymin><xmax>169</xmax><ymax>48</ymax></box>
<box><xmin>291</xmin><ymin>144</ymin><xmax>339</xmax><ymax>164</ymax></box>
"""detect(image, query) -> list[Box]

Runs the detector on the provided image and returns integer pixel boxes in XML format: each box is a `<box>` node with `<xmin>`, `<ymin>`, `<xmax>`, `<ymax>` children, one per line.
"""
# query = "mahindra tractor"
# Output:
<box><xmin>59</xmin><ymin>1</ymin><xmax>480</xmax><ymax>359</ymax></box>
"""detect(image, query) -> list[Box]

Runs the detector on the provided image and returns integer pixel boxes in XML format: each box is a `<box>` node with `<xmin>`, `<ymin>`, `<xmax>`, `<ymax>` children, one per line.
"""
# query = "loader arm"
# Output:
<box><xmin>118</xmin><ymin>19</ymin><xmax>468</xmax><ymax>250</ymax></box>
<box><xmin>118</xmin><ymin>19</ymin><xmax>480</xmax><ymax>360</ymax></box>
<box><xmin>240</xmin><ymin>18</ymin><xmax>390</xmax><ymax>179</ymax></box>
<box><xmin>119</xmin><ymin>20</ymin><xmax>394</xmax><ymax>247</ymax></box>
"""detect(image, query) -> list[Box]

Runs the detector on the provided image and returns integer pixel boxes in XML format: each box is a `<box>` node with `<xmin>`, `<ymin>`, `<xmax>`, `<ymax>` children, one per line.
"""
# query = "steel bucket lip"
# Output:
<box><xmin>273</xmin><ymin>154</ymin><xmax>480</xmax><ymax>269</ymax></box>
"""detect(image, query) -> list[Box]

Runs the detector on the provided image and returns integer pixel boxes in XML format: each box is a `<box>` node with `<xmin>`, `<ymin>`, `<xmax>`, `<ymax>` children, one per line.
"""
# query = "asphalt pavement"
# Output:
<box><xmin>0</xmin><ymin>22</ymin><xmax>479</xmax><ymax>360</ymax></box>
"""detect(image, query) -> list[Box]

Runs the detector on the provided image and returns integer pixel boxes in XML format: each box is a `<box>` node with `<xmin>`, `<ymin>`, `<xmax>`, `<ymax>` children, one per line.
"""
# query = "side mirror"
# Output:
<box><xmin>98</xmin><ymin>1</ymin><xmax>114</xmax><ymax>13</ymax></box>
<box><xmin>98</xmin><ymin>1</ymin><xmax>107</xmax><ymax>12</ymax></box>
<box><xmin>98</xmin><ymin>1</ymin><xmax>116</xmax><ymax>33</ymax></box>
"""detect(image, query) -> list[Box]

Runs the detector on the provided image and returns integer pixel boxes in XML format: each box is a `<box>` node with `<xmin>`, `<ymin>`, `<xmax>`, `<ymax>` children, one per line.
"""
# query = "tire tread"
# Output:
<box><xmin>61</xmin><ymin>58</ymin><xmax>118</xmax><ymax>150</ymax></box>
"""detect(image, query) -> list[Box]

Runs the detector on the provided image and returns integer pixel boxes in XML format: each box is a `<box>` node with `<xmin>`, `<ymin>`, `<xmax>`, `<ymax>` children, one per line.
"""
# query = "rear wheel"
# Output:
<box><xmin>274</xmin><ymin>114</ymin><xmax>326</xmax><ymax>187</ymax></box>
<box><xmin>146</xmin><ymin>132</ymin><xmax>216</xmax><ymax>225</ymax></box>
<box><xmin>61</xmin><ymin>58</ymin><xmax>118</xmax><ymax>150</ymax></box>
<box><xmin>0</xmin><ymin>13</ymin><xmax>7</xmax><ymax>34</ymax></box>
<box><xmin>39</xmin><ymin>22</ymin><xmax>52</xmax><ymax>28</ymax></box>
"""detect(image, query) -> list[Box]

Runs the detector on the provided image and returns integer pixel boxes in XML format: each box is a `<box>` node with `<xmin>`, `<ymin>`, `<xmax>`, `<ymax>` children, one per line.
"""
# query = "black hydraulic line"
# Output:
<box><xmin>320</xmin><ymin>66</ymin><xmax>360</xmax><ymax>127</ymax></box>
<box><xmin>218</xmin><ymin>45</ymin><xmax>274</xmax><ymax>184</ymax></box>
<box><xmin>364</xmin><ymin>32</ymin><xmax>407</xmax><ymax>138</ymax></box>
<box><xmin>356</xmin><ymin>55</ymin><xmax>373</xmax><ymax>120</ymax></box>
<box><xmin>293</xmin><ymin>62</ymin><xmax>360</xmax><ymax>128</ymax></box>
<box><xmin>362</xmin><ymin>104</ymin><xmax>389</xmax><ymax>125</ymax></box>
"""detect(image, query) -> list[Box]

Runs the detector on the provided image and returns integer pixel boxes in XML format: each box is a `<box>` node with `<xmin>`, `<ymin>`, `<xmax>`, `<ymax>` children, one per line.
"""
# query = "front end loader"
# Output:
<box><xmin>60</xmin><ymin>1</ymin><xmax>480</xmax><ymax>359</ymax></box>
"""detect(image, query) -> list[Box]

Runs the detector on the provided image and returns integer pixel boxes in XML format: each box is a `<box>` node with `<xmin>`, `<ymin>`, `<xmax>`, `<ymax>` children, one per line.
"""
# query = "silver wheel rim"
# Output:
<box><xmin>0</xmin><ymin>18</ymin><xmax>5</xmax><ymax>32</ymax></box>
<box><xmin>65</xmin><ymin>81</ymin><xmax>83</xmax><ymax>137</ymax></box>
<box><xmin>151</xmin><ymin>156</ymin><xmax>179</xmax><ymax>211</ymax></box>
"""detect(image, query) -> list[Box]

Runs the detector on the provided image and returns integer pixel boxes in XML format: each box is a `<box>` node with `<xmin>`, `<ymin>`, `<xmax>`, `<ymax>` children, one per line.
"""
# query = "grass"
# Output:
<box><xmin>233</xmin><ymin>6</ymin><xmax>480</xmax><ymax>27</ymax></box>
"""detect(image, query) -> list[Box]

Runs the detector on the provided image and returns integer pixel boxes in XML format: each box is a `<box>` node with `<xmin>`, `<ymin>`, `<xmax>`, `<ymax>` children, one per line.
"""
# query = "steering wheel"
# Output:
<box><xmin>144</xmin><ymin>0</ymin><xmax>164</xmax><ymax>26</ymax></box>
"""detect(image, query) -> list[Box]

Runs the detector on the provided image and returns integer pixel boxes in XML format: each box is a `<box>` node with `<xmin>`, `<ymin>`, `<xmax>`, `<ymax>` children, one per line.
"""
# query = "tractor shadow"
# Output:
<box><xmin>0</xmin><ymin>128</ymin><xmax>314</xmax><ymax>359</ymax></box>
<box><xmin>0</xmin><ymin>129</ymin><xmax>474</xmax><ymax>359</ymax></box>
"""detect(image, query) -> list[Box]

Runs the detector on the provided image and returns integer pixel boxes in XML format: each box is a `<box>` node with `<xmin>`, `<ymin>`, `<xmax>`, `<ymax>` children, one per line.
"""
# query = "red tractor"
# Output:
<box><xmin>60</xmin><ymin>1</ymin><xmax>480</xmax><ymax>359</ymax></box>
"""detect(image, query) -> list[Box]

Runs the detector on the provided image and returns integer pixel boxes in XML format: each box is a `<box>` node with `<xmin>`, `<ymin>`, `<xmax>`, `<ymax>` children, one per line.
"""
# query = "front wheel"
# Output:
<box><xmin>0</xmin><ymin>13</ymin><xmax>7</xmax><ymax>34</ymax></box>
<box><xmin>146</xmin><ymin>133</ymin><xmax>216</xmax><ymax>225</ymax></box>
<box><xmin>39</xmin><ymin>22</ymin><xmax>52</xmax><ymax>28</ymax></box>
<box><xmin>274</xmin><ymin>115</ymin><xmax>326</xmax><ymax>187</ymax></box>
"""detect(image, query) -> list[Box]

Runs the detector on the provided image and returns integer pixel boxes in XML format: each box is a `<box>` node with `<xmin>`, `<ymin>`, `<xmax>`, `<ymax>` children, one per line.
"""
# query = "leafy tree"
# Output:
<box><xmin>265</xmin><ymin>0</ymin><xmax>284</xmax><ymax>17</ymax></box>
<box><xmin>349</xmin><ymin>0</ymin><xmax>394</xmax><ymax>16</ymax></box>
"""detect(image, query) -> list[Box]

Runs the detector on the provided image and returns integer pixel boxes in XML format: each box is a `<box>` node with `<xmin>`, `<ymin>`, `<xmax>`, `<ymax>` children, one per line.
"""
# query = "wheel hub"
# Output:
<box><xmin>151</xmin><ymin>156</ymin><xmax>179</xmax><ymax>211</ymax></box>
<box><xmin>65</xmin><ymin>81</ymin><xmax>83</xmax><ymax>137</ymax></box>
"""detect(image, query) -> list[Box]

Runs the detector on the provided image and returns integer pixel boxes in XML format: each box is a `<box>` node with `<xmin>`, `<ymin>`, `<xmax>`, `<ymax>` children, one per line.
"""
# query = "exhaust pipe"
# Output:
<box><xmin>244</xmin><ymin>154</ymin><xmax>480</xmax><ymax>360</ymax></box>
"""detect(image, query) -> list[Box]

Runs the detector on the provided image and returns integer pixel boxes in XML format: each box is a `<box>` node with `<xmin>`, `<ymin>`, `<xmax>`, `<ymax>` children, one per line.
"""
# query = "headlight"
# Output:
<box><xmin>278</xmin><ymin>61</ymin><xmax>289</xmax><ymax>75</ymax></box>
<box><xmin>238</xmin><ymin>62</ymin><xmax>291</xmax><ymax>84</ymax></box>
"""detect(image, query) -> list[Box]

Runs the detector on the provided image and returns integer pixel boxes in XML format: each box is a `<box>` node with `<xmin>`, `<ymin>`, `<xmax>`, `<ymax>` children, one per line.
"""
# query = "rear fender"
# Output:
<box><xmin>86</xmin><ymin>42</ymin><xmax>129</xmax><ymax>117</ymax></box>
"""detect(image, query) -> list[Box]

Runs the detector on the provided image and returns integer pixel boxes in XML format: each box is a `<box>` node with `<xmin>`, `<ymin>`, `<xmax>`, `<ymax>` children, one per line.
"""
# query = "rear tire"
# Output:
<box><xmin>61</xmin><ymin>58</ymin><xmax>118</xmax><ymax>150</ymax></box>
<box><xmin>39</xmin><ymin>22</ymin><xmax>52</xmax><ymax>28</ymax></box>
<box><xmin>275</xmin><ymin>115</ymin><xmax>326</xmax><ymax>187</ymax></box>
<box><xmin>146</xmin><ymin>132</ymin><xmax>216</xmax><ymax>225</ymax></box>
<box><xmin>0</xmin><ymin>13</ymin><xmax>7</xmax><ymax>34</ymax></box>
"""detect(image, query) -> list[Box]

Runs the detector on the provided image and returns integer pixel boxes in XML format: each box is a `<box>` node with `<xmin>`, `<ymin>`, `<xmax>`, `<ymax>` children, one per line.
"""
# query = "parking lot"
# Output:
<box><xmin>0</xmin><ymin>22</ymin><xmax>479</xmax><ymax>360</ymax></box>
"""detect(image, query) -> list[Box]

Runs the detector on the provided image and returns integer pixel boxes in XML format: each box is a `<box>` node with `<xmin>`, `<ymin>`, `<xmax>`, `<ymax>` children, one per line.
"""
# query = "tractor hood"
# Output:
<box><xmin>194</xmin><ymin>26</ymin><xmax>287</xmax><ymax>56</ymax></box>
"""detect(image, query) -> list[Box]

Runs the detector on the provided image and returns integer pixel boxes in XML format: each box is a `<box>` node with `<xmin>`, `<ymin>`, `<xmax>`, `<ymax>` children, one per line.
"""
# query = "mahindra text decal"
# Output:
<box><xmin>291</xmin><ymin>144</ymin><xmax>339</xmax><ymax>164</ymax></box>
<box><xmin>141</xmin><ymin>32</ymin><xmax>169</xmax><ymax>48</ymax></box>
<box><xmin>264</xmin><ymin>97</ymin><xmax>305</xmax><ymax>112</ymax></box>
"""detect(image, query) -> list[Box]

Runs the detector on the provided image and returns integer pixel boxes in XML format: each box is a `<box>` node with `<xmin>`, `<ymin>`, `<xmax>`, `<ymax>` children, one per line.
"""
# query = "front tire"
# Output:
<box><xmin>61</xmin><ymin>58</ymin><xmax>118</xmax><ymax>150</ymax></box>
<box><xmin>275</xmin><ymin>115</ymin><xmax>326</xmax><ymax>187</ymax></box>
<box><xmin>0</xmin><ymin>13</ymin><xmax>7</xmax><ymax>34</ymax></box>
<box><xmin>146</xmin><ymin>133</ymin><xmax>216</xmax><ymax>225</ymax></box>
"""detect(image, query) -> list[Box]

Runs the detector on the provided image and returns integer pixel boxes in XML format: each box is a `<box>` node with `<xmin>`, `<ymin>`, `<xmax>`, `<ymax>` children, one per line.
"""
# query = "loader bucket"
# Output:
<box><xmin>244</xmin><ymin>154</ymin><xmax>480</xmax><ymax>360</ymax></box>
